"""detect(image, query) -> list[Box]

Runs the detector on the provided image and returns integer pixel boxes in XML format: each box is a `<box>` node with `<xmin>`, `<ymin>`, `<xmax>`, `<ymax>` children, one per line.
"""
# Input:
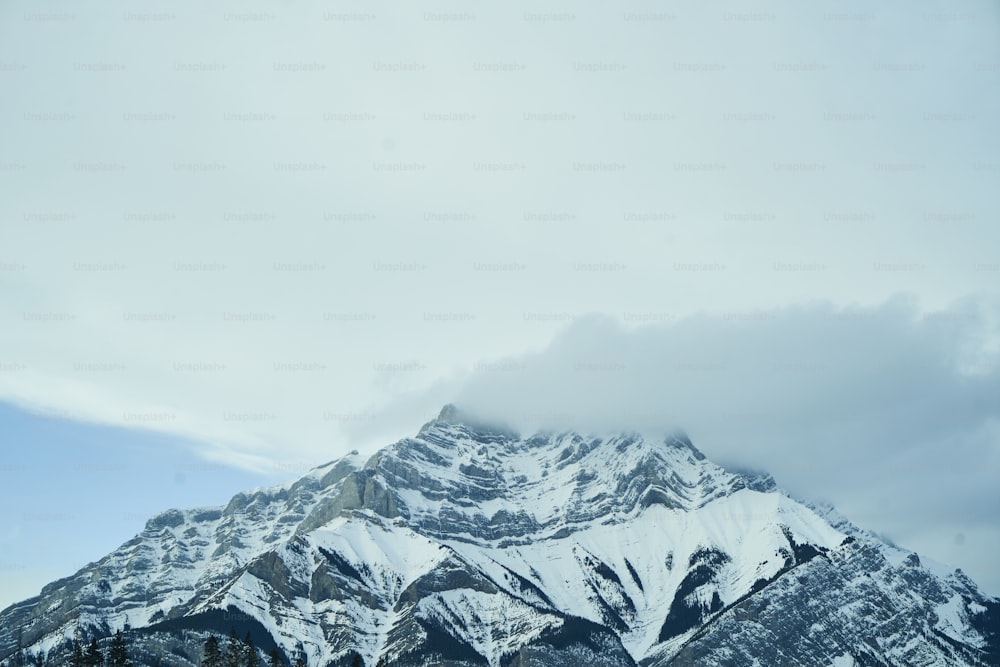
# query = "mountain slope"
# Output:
<box><xmin>1</xmin><ymin>406</ymin><xmax>997</xmax><ymax>666</ymax></box>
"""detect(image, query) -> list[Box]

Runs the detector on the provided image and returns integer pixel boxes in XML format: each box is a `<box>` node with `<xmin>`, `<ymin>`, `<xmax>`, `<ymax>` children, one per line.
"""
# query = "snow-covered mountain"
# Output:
<box><xmin>2</xmin><ymin>405</ymin><xmax>998</xmax><ymax>666</ymax></box>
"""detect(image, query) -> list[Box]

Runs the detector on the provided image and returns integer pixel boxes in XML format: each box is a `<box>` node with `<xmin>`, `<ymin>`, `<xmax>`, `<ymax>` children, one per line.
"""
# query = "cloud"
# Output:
<box><xmin>2</xmin><ymin>0</ymin><xmax>999</xmax><ymax>473</ymax></box>
<box><xmin>436</xmin><ymin>296</ymin><xmax>1000</xmax><ymax>446</ymax></box>
<box><xmin>353</xmin><ymin>295</ymin><xmax>1000</xmax><ymax>594</ymax></box>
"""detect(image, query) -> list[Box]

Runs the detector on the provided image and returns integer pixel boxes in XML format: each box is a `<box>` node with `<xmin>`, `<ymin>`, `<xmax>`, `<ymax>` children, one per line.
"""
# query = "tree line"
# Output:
<box><xmin>2</xmin><ymin>627</ymin><xmax>393</xmax><ymax>667</ymax></box>
<box><xmin>72</xmin><ymin>630</ymin><xmax>132</xmax><ymax>667</ymax></box>
<box><xmin>200</xmin><ymin>631</ymin><xmax>392</xmax><ymax>667</ymax></box>
<box><xmin>200</xmin><ymin>630</ymin><xmax>297</xmax><ymax>667</ymax></box>
<box><xmin>0</xmin><ymin>629</ymin><xmax>131</xmax><ymax>667</ymax></box>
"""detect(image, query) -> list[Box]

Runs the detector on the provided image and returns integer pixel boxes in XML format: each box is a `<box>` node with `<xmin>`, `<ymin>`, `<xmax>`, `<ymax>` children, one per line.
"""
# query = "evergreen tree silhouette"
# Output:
<box><xmin>70</xmin><ymin>639</ymin><xmax>84</xmax><ymax>667</ymax></box>
<box><xmin>242</xmin><ymin>632</ymin><xmax>258</xmax><ymax>667</ymax></box>
<box><xmin>203</xmin><ymin>635</ymin><xmax>223</xmax><ymax>667</ymax></box>
<box><xmin>225</xmin><ymin>629</ymin><xmax>242</xmax><ymax>667</ymax></box>
<box><xmin>266</xmin><ymin>649</ymin><xmax>284</xmax><ymax>667</ymax></box>
<box><xmin>83</xmin><ymin>638</ymin><xmax>103</xmax><ymax>667</ymax></box>
<box><xmin>107</xmin><ymin>629</ymin><xmax>131</xmax><ymax>667</ymax></box>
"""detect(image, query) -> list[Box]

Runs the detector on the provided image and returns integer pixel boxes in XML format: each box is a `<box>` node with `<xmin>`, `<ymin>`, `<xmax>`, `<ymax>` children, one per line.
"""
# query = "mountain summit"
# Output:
<box><xmin>2</xmin><ymin>407</ymin><xmax>998</xmax><ymax>666</ymax></box>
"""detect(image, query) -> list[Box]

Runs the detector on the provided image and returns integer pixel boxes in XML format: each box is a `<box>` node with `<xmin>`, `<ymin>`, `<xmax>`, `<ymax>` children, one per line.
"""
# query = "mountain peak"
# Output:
<box><xmin>419</xmin><ymin>403</ymin><xmax>519</xmax><ymax>439</ymax></box>
<box><xmin>435</xmin><ymin>402</ymin><xmax>461</xmax><ymax>422</ymax></box>
<box><xmin>2</xmin><ymin>410</ymin><xmax>998</xmax><ymax>667</ymax></box>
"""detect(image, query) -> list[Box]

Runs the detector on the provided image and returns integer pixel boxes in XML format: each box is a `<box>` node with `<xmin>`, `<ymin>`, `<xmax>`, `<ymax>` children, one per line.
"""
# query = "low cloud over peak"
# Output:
<box><xmin>447</xmin><ymin>296</ymin><xmax>999</xmax><ymax>440</ymax></box>
<box><xmin>357</xmin><ymin>295</ymin><xmax>1000</xmax><ymax>594</ymax></box>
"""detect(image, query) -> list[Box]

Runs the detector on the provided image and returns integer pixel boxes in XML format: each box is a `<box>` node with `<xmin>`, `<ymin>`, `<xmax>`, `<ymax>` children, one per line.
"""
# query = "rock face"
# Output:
<box><xmin>1</xmin><ymin>405</ymin><xmax>998</xmax><ymax>666</ymax></box>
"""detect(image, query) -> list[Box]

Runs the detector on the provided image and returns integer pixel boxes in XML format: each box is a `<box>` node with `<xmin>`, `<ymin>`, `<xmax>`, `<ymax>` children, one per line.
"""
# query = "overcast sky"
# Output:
<box><xmin>1</xmin><ymin>0</ymin><xmax>998</xmax><ymax>608</ymax></box>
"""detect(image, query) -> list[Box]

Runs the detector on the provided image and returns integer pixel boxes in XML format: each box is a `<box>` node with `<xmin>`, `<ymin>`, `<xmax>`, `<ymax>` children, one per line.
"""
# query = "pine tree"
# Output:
<box><xmin>84</xmin><ymin>638</ymin><xmax>103</xmax><ymax>667</ymax></box>
<box><xmin>350</xmin><ymin>654</ymin><xmax>363</xmax><ymax>667</ymax></box>
<box><xmin>70</xmin><ymin>640</ymin><xmax>84</xmax><ymax>667</ymax></box>
<box><xmin>292</xmin><ymin>655</ymin><xmax>306</xmax><ymax>667</ymax></box>
<box><xmin>225</xmin><ymin>630</ymin><xmax>242</xmax><ymax>667</ymax></box>
<box><xmin>242</xmin><ymin>632</ymin><xmax>258</xmax><ymax>667</ymax></box>
<box><xmin>203</xmin><ymin>635</ymin><xmax>223</xmax><ymax>667</ymax></box>
<box><xmin>266</xmin><ymin>649</ymin><xmax>283</xmax><ymax>667</ymax></box>
<box><xmin>107</xmin><ymin>630</ymin><xmax>130</xmax><ymax>667</ymax></box>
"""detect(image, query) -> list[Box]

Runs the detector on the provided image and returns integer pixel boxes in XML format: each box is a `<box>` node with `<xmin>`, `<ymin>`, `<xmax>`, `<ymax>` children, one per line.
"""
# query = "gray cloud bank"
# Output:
<box><xmin>352</xmin><ymin>295</ymin><xmax>1000</xmax><ymax>594</ymax></box>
